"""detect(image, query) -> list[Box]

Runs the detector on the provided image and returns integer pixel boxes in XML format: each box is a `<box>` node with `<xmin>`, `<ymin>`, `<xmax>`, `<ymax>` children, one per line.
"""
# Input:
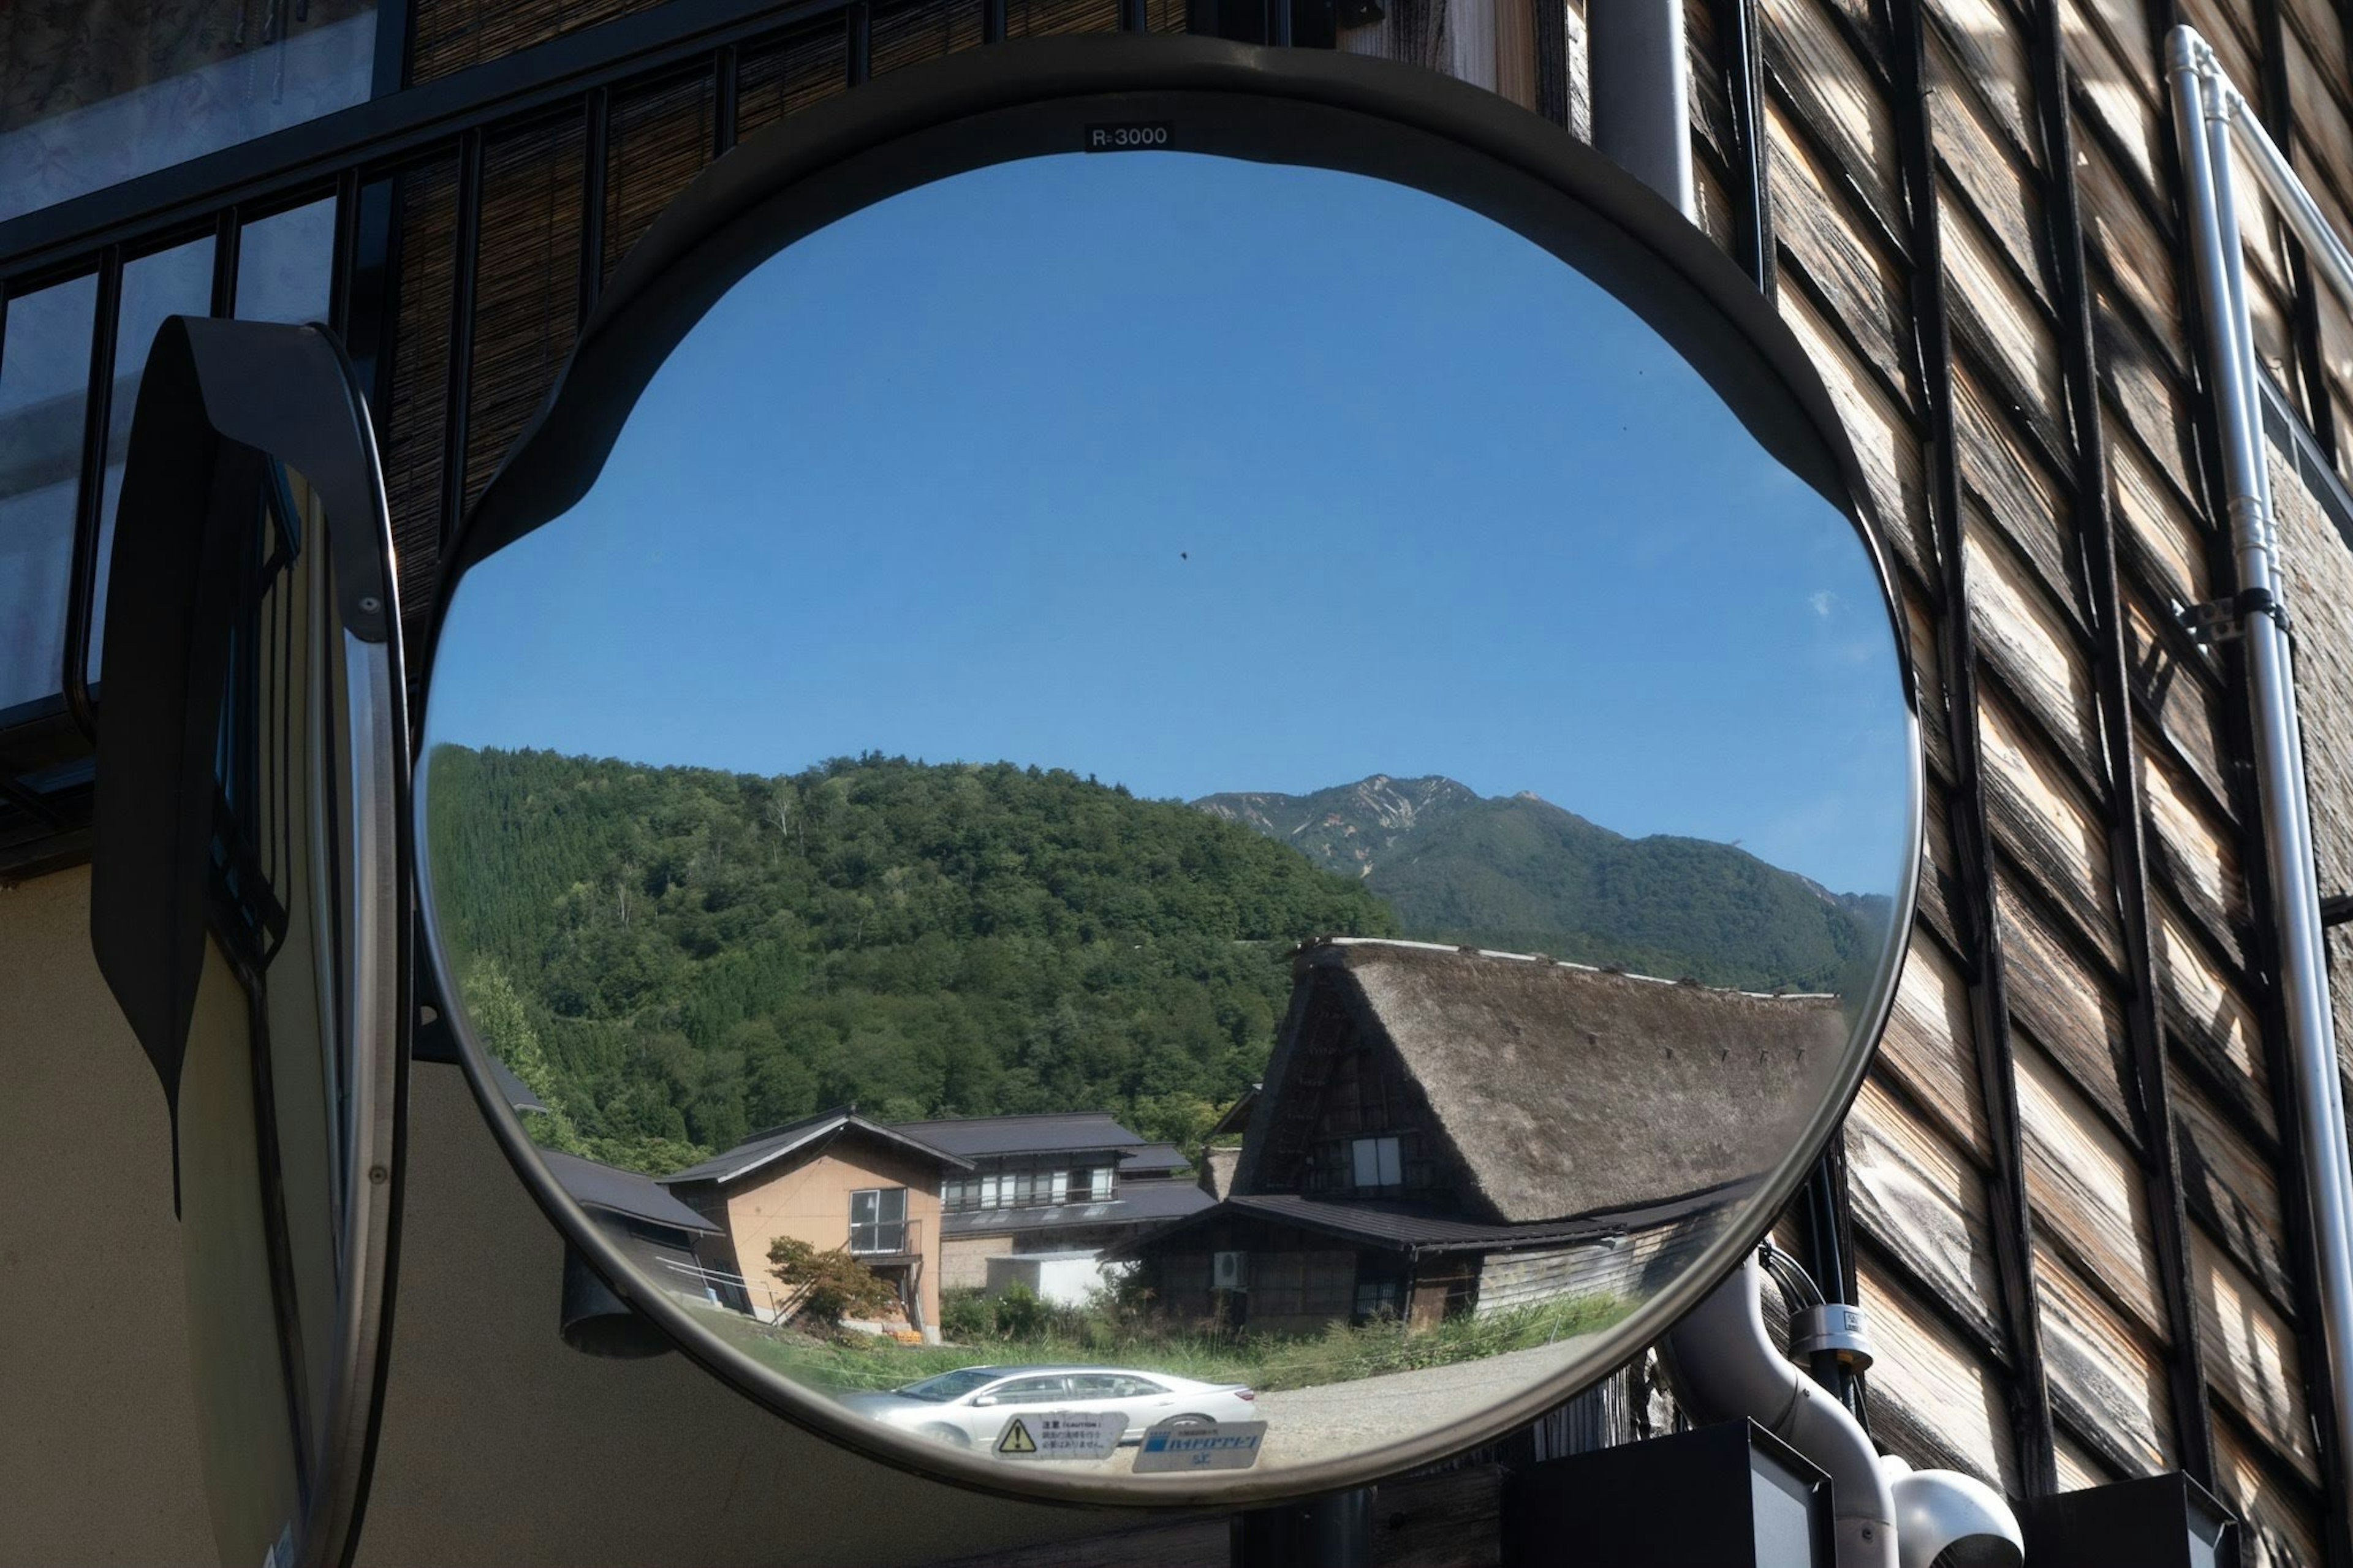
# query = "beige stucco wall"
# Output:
<box><xmin>721</xmin><ymin>1139</ymin><xmax>944</xmax><ymax>1332</ymax></box>
<box><xmin>0</xmin><ymin>866</ymin><xmax>213</xmax><ymax>1566</ymax></box>
<box><xmin>1</xmin><ymin>867</ymin><xmax>1122</xmax><ymax>1565</ymax></box>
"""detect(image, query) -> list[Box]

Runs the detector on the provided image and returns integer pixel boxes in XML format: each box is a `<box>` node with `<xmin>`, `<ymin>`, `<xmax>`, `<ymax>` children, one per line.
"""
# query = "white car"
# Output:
<box><xmin>841</xmin><ymin>1365</ymin><xmax>1258</xmax><ymax>1451</ymax></box>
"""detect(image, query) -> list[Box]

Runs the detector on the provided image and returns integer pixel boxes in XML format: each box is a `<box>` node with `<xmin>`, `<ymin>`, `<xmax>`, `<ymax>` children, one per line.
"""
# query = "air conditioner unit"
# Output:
<box><xmin>1213</xmin><ymin>1251</ymin><xmax>1249</xmax><ymax>1291</ymax></box>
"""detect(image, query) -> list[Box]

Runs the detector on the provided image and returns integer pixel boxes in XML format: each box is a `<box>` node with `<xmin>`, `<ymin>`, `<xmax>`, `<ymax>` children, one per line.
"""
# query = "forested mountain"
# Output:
<box><xmin>1195</xmin><ymin>774</ymin><xmax>1886</xmax><ymax>992</ymax></box>
<box><xmin>428</xmin><ymin>751</ymin><xmax>1881</xmax><ymax>1178</ymax></box>
<box><xmin>425</xmin><ymin>749</ymin><xmax>1397</xmax><ymax>1175</ymax></box>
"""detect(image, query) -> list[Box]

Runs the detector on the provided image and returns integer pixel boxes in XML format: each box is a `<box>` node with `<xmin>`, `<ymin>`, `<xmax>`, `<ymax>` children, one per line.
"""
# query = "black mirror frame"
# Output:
<box><xmin>91</xmin><ymin>314</ymin><xmax>410</xmax><ymax>1568</ymax></box>
<box><xmin>411</xmin><ymin>33</ymin><xmax>1924</xmax><ymax>1507</ymax></box>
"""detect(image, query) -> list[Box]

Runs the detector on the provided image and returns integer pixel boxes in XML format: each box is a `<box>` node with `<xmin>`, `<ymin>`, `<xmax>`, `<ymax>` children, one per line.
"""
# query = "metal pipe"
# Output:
<box><xmin>1664</xmin><ymin>1255</ymin><xmax>1896</xmax><ymax>1568</ymax></box>
<box><xmin>1587</xmin><ymin>0</ymin><xmax>1693</xmax><ymax>218</ymax></box>
<box><xmin>2226</xmin><ymin>85</ymin><xmax>2353</xmax><ymax>320</ymax></box>
<box><xmin>2169</xmin><ymin>23</ymin><xmax>2353</xmax><ymax>1516</ymax></box>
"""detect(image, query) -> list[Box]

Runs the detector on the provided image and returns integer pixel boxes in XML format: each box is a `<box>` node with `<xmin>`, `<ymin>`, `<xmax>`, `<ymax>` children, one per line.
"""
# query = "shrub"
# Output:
<box><xmin>767</xmin><ymin>1236</ymin><xmax>900</xmax><ymax>1329</ymax></box>
<box><xmin>939</xmin><ymin>1288</ymin><xmax>993</xmax><ymax>1344</ymax></box>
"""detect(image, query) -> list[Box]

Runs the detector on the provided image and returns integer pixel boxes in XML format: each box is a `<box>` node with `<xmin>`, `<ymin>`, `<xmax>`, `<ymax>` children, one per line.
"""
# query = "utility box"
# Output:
<box><xmin>1502</xmin><ymin>1419</ymin><xmax>1832</xmax><ymax>1567</ymax></box>
<box><xmin>2016</xmin><ymin>1472</ymin><xmax>2233</xmax><ymax>1567</ymax></box>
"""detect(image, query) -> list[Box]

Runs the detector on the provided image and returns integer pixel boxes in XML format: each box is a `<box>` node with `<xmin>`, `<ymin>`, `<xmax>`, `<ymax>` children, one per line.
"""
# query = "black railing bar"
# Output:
<box><xmin>328</xmin><ymin>169</ymin><xmax>364</xmax><ymax>338</ymax></box>
<box><xmin>438</xmin><ymin>129</ymin><xmax>485</xmax><ymax>553</ymax></box>
<box><xmin>59</xmin><ymin>249</ymin><xmax>124</xmax><ymax>744</ymax></box>
<box><xmin>714</xmin><ymin>44</ymin><xmax>742</xmax><ymax>156</ymax></box>
<box><xmin>983</xmin><ymin>0</ymin><xmax>1007</xmax><ymax>44</ymax></box>
<box><xmin>210</xmin><ymin>207</ymin><xmax>244</xmax><ymax>319</ymax></box>
<box><xmin>847</xmin><ymin>1</ymin><xmax>872</xmax><ymax>86</ymax></box>
<box><xmin>580</xmin><ymin>87</ymin><xmax>613</xmax><ymax>322</ymax></box>
<box><xmin>0</xmin><ymin>0</ymin><xmax>866</xmax><ymax>287</ymax></box>
<box><xmin>1130</xmin><ymin>0</ymin><xmax>1156</xmax><ymax>36</ymax></box>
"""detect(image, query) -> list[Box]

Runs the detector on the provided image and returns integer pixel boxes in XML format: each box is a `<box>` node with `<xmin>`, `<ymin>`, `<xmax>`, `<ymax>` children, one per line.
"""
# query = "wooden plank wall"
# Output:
<box><xmin>371</xmin><ymin>0</ymin><xmax>2352</xmax><ymax>1559</ymax></box>
<box><xmin>1671</xmin><ymin>0</ymin><xmax>2341</xmax><ymax>1559</ymax></box>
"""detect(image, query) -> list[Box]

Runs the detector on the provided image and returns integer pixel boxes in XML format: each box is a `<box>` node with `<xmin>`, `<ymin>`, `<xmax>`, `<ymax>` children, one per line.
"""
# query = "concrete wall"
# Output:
<box><xmin>0</xmin><ymin>866</ymin><xmax>1121</xmax><ymax>1566</ymax></box>
<box><xmin>941</xmin><ymin>1230</ymin><xmax>1003</xmax><ymax>1292</ymax></box>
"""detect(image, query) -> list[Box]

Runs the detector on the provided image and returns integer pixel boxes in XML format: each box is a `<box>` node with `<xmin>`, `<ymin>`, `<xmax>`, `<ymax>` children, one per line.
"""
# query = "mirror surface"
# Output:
<box><xmin>178</xmin><ymin>458</ymin><xmax>389</xmax><ymax>1564</ymax></box>
<box><xmin>420</xmin><ymin>148</ymin><xmax>1913</xmax><ymax>1487</ymax></box>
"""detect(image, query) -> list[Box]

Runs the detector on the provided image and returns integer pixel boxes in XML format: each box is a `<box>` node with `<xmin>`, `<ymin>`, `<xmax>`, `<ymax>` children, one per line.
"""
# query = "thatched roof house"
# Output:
<box><xmin>1123</xmin><ymin>939</ymin><xmax>1851</xmax><ymax>1333</ymax></box>
<box><xmin>1236</xmin><ymin>938</ymin><xmax>1849</xmax><ymax>1224</ymax></box>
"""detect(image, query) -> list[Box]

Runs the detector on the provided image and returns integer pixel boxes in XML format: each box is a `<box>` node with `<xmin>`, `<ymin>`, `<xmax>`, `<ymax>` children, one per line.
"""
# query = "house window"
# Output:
<box><xmin>1046</xmin><ymin>1169</ymin><xmax>1070</xmax><ymax>1205</ymax></box>
<box><xmin>1350</xmin><ymin>1135</ymin><xmax>1403</xmax><ymax>1191</ymax></box>
<box><xmin>1089</xmin><ymin>1165</ymin><xmax>1116</xmax><ymax>1202</ymax></box>
<box><xmin>849</xmin><ymin>1186</ymin><xmax>907</xmax><ymax>1252</ymax></box>
<box><xmin>1355</xmin><ymin>1276</ymin><xmax>1402</xmax><ymax>1322</ymax></box>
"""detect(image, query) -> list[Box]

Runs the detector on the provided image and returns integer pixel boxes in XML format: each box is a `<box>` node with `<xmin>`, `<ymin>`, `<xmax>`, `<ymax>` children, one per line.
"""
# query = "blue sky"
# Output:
<box><xmin>428</xmin><ymin>152</ymin><xmax>1912</xmax><ymax>895</ymax></box>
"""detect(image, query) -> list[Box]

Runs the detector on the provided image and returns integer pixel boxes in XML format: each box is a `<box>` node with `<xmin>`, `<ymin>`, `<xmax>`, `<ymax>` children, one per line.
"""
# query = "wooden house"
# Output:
<box><xmin>1123</xmin><ymin>939</ymin><xmax>1846</xmax><ymax>1331</ymax></box>
<box><xmin>659</xmin><ymin>1107</ymin><xmax>971</xmax><ymax>1335</ymax></box>
<box><xmin>895</xmin><ymin>1111</ymin><xmax>1211</xmax><ymax>1295</ymax></box>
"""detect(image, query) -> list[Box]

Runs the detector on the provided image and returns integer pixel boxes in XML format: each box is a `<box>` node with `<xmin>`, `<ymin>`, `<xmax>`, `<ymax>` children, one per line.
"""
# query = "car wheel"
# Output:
<box><xmin>1168</xmin><ymin>1413</ymin><xmax>1214</xmax><ymax>1426</ymax></box>
<box><xmin>921</xmin><ymin>1423</ymin><xmax>972</xmax><ymax>1447</ymax></box>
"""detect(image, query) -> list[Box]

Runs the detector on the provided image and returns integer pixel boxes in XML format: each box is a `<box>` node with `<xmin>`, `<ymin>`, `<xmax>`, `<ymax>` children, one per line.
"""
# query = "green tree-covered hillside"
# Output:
<box><xmin>1196</xmin><ymin>774</ymin><xmax>1887</xmax><ymax>992</ymax></box>
<box><xmin>425</xmin><ymin>749</ymin><xmax>1397</xmax><ymax>1174</ymax></box>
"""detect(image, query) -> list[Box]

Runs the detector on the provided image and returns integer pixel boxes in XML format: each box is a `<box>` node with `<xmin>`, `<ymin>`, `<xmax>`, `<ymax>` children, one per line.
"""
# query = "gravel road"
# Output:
<box><xmin>955</xmin><ymin>1333</ymin><xmax>1604</xmax><ymax>1477</ymax></box>
<box><xmin>1246</xmin><ymin>1336</ymin><xmax>1596</xmax><ymax>1466</ymax></box>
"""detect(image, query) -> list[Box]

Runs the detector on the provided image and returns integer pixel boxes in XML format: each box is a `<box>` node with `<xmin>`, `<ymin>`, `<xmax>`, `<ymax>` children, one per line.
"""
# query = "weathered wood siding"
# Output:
<box><xmin>1676</xmin><ymin>0</ymin><xmax>2336</xmax><ymax>1551</ymax></box>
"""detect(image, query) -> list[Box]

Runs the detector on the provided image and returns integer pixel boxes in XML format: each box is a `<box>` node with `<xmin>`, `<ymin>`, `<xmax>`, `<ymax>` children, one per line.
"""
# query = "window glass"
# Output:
<box><xmin>0</xmin><ymin>275</ymin><xmax>97</xmax><ymax>717</ymax></box>
<box><xmin>1046</xmin><ymin>1170</ymin><xmax>1069</xmax><ymax>1205</ymax></box>
<box><xmin>1089</xmin><ymin>1165</ymin><xmax>1114</xmax><ymax>1201</ymax></box>
<box><xmin>235</xmin><ymin>198</ymin><xmax>338</xmax><ymax>326</ymax></box>
<box><xmin>992</xmin><ymin>1376</ymin><xmax>1069</xmax><ymax>1405</ymax></box>
<box><xmin>1349</xmin><ymin>1135</ymin><xmax>1401</xmax><ymax>1190</ymax></box>
<box><xmin>848</xmin><ymin>1186</ymin><xmax>906</xmax><ymax>1251</ymax></box>
<box><xmin>0</xmin><ymin>4</ymin><xmax>378</xmax><ymax>224</ymax></box>
<box><xmin>85</xmin><ymin>235</ymin><xmax>216</xmax><ymax>685</ymax></box>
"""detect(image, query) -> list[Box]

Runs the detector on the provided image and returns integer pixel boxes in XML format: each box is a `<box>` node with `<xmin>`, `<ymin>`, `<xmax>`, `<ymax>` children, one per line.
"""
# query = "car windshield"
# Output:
<box><xmin>895</xmin><ymin>1368</ymin><xmax>1004</xmax><ymax>1403</ymax></box>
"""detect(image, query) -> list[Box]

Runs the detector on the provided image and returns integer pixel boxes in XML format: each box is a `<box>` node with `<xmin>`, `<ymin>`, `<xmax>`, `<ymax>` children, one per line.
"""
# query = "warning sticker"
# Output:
<box><xmin>993</xmin><ymin>1410</ymin><xmax>1128</xmax><ymax>1460</ymax></box>
<box><xmin>1132</xmin><ymin>1419</ymin><xmax>1268</xmax><ymax>1472</ymax></box>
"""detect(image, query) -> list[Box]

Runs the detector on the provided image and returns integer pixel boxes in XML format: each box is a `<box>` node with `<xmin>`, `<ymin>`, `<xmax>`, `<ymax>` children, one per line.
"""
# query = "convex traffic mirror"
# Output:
<box><xmin>414</xmin><ymin>37</ymin><xmax>1922</xmax><ymax>1503</ymax></box>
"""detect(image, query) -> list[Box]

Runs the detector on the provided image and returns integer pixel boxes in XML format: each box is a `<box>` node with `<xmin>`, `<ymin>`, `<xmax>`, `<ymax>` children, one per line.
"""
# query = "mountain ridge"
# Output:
<box><xmin>1193</xmin><ymin>773</ymin><xmax>1884</xmax><ymax>993</ymax></box>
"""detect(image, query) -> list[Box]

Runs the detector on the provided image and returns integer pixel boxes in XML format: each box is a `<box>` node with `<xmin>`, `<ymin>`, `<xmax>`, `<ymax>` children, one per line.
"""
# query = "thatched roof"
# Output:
<box><xmin>1237</xmin><ymin>939</ymin><xmax>1850</xmax><ymax>1224</ymax></box>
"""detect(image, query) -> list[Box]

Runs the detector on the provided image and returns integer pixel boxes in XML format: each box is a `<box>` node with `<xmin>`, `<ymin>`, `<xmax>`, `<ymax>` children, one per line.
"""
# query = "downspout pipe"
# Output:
<box><xmin>1588</xmin><ymin>0</ymin><xmax>1693</xmax><ymax>218</ymax></box>
<box><xmin>2168</xmin><ymin>25</ymin><xmax>2353</xmax><ymax>1517</ymax></box>
<box><xmin>1664</xmin><ymin>1254</ymin><xmax>1897</xmax><ymax>1568</ymax></box>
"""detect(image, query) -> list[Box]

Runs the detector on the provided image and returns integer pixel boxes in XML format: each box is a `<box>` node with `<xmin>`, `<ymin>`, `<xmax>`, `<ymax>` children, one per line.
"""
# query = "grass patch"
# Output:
<box><xmin>691</xmin><ymin>1289</ymin><xmax>1630</xmax><ymax>1399</ymax></box>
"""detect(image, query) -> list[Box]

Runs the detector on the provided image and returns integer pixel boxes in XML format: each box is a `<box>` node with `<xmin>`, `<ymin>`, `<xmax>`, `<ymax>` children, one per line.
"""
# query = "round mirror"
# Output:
<box><xmin>415</xmin><ymin>41</ymin><xmax>1919</xmax><ymax>1502</ymax></box>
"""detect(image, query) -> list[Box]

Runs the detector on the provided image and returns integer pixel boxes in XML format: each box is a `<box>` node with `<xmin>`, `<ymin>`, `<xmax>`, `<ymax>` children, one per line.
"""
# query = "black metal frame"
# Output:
<box><xmin>1882</xmin><ymin>0</ymin><xmax>2059</xmax><ymax>1496</ymax></box>
<box><xmin>405</xmin><ymin>32</ymin><xmax>1925</xmax><ymax>1509</ymax></box>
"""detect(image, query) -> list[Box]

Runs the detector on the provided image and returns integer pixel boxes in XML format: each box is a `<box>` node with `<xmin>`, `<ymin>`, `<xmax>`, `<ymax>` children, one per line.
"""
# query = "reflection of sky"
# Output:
<box><xmin>429</xmin><ymin>153</ymin><xmax>1911</xmax><ymax>895</ymax></box>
